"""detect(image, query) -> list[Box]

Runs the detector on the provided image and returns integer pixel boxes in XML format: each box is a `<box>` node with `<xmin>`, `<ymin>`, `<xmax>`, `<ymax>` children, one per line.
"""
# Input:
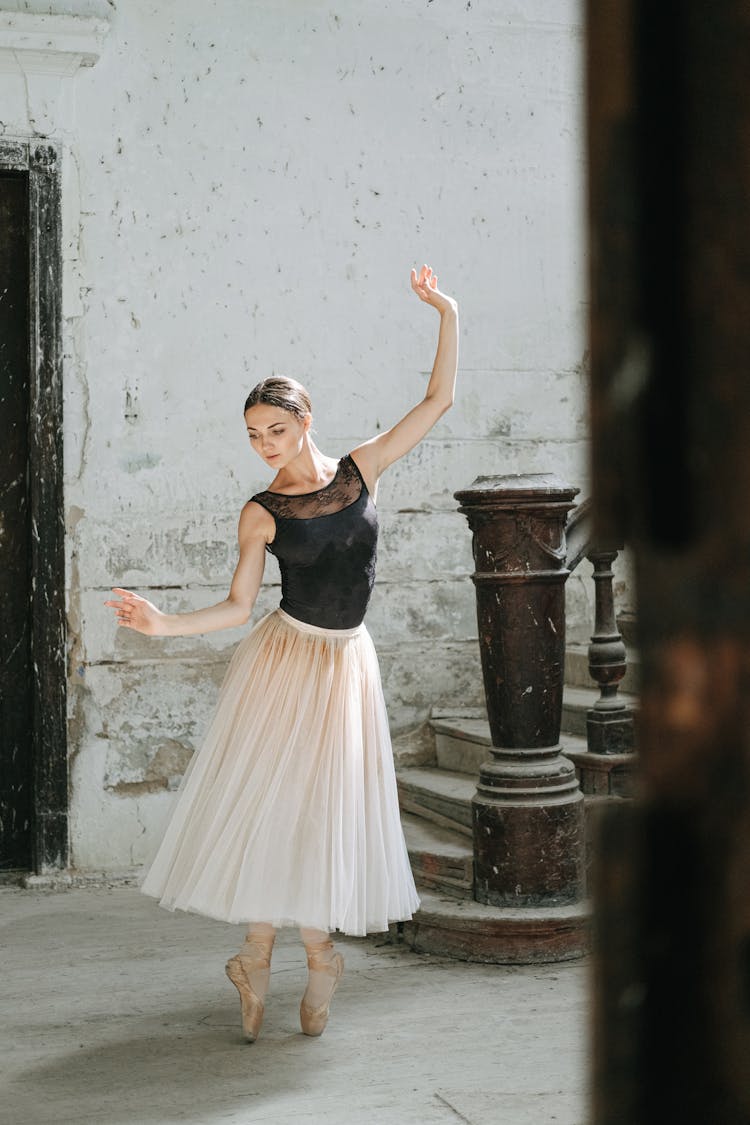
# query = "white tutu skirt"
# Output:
<box><xmin>139</xmin><ymin>607</ymin><xmax>420</xmax><ymax>935</ymax></box>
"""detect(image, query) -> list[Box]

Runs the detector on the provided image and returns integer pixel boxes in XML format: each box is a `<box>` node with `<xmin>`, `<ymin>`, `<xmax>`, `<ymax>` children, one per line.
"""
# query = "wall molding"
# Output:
<box><xmin>0</xmin><ymin>11</ymin><xmax>109</xmax><ymax>71</ymax></box>
<box><xmin>0</xmin><ymin>11</ymin><xmax>110</xmax><ymax>133</ymax></box>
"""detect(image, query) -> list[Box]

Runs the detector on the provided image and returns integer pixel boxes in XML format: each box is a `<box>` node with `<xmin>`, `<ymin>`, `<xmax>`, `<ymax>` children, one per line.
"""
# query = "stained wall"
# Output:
<box><xmin>0</xmin><ymin>0</ymin><xmax>591</xmax><ymax>871</ymax></box>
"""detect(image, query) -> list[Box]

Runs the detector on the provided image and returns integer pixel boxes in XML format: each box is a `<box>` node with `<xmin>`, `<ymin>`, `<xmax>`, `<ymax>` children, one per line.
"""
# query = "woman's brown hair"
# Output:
<box><xmin>243</xmin><ymin>376</ymin><xmax>312</xmax><ymax>419</ymax></box>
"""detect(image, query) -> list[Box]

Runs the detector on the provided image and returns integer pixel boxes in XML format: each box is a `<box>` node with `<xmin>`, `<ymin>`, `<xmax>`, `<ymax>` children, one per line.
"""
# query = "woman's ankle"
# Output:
<box><xmin>299</xmin><ymin>926</ymin><xmax>335</xmax><ymax>962</ymax></box>
<box><xmin>240</xmin><ymin>922</ymin><xmax>276</xmax><ymax>960</ymax></box>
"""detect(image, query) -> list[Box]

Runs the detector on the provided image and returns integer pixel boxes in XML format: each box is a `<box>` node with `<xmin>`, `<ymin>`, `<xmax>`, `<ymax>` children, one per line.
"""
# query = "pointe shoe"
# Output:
<box><xmin>225</xmin><ymin>952</ymin><xmax>268</xmax><ymax>1042</ymax></box>
<box><xmin>300</xmin><ymin>950</ymin><xmax>344</xmax><ymax>1037</ymax></box>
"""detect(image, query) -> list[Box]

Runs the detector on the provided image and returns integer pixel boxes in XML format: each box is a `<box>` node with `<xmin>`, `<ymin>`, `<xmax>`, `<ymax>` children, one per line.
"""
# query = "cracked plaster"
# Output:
<box><xmin>0</xmin><ymin>1</ymin><xmax>632</xmax><ymax>872</ymax></box>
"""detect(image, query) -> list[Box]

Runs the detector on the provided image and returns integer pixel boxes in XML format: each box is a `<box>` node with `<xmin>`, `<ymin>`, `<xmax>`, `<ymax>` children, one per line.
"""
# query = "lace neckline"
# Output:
<box><xmin>252</xmin><ymin>454</ymin><xmax>368</xmax><ymax>523</ymax></box>
<box><xmin>263</xmin><ymin>456</ymin><xmax>345</xmax><ymax>498</ymax></box>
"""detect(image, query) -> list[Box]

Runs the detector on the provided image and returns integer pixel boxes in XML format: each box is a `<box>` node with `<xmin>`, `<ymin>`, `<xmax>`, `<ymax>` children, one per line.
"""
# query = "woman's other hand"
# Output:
<box><xmin>105</xmin><ymin>588</ymin><xmax>164</xmax><ymax>635</ymax></box>
<box><xmin>410</xmin><ymin>264</ymin><xmax>458</xmax><ymax>315</ymax></box>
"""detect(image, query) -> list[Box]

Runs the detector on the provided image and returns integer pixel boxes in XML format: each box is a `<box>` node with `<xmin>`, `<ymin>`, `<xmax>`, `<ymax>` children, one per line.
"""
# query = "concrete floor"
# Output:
<box><xmin>1</xmin><ymin>883</ymin><xmax>591</xmax><ymax>1125</ymax></box>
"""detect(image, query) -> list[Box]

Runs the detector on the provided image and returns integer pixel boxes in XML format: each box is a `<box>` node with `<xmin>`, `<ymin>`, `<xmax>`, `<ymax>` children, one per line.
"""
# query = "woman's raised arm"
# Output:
<box><xmin>351</xmin><ymin>265</ymin><xmax>458</xmax><ymax>482</ymax></box>
<box><xmin>104</xmin><ymin>501</ymin><xmax>272</xmax><ymax>636</ymax></box>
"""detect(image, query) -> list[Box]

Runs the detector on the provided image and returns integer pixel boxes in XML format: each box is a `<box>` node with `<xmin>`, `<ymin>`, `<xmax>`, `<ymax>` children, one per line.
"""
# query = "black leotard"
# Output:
<box><xmin>249</xmin><ymin>452</ymin><xmax>378</xmax><ymax>629</ymax></box>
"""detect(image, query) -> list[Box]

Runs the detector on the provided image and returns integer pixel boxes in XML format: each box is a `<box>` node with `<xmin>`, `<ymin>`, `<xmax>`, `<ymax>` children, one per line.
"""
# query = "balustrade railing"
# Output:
<box><xmin>563</xmin><ymin>500</ymin><xmax>636</xmax><ymax>795</ymax></box>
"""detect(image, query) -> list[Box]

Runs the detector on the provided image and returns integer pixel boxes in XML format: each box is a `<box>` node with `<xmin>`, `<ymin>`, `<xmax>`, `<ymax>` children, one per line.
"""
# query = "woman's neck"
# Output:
<box><xmin>271</xmin><ymin>441</ymin><xmax>338</xmax><ymax>492</ymax></box>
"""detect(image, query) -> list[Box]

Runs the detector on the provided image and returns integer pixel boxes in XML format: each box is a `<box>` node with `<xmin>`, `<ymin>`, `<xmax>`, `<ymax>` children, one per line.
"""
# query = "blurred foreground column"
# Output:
<box><xmin>588</xmin><ymin>2</ymin><xmax>750</xmax><ymax>1122</ymax></box>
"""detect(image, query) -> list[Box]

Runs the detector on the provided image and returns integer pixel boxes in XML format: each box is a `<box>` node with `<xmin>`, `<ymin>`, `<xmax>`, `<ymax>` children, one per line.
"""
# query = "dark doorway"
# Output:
<box><xmin>0</xmin><ymin>171</ymin><xmax>32</xmax><ymax>872</ymax></box>
<box><xmin>0</xmin><ymin>140</ymin><xmax>67</xmax><ymax>876</ymax></box>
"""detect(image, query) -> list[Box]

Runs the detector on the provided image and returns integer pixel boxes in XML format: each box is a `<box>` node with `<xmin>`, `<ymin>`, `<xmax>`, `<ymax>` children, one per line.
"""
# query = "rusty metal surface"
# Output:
<box><xmin>588</xmin><ymin>1</ymin><xmax>750</xmax><ymax>1120</ymax></box>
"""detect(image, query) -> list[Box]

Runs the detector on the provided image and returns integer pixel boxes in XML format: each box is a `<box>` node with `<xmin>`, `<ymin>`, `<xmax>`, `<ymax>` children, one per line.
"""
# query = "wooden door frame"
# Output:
<box><xmin>0</xmin><ymin>138</ymin><xmax>67</xmax><ymax>872</ymax></box>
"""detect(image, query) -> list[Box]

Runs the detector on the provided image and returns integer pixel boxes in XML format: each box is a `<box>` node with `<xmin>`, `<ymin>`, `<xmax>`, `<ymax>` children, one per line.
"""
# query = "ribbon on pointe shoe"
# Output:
<box><xmin>225</xmin><ymin>931</ymin><xmax>275</xmax><ymax>1042</ymax></box>
<box><xmin>299</xmin><ymin>939</ymin><xmax>344</xmax><ymax>1037</ymax></box>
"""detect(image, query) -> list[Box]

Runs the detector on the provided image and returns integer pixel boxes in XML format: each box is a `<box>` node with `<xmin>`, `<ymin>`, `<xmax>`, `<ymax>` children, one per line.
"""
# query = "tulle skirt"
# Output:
<box><xmin>139</xmin><ymin>607</ymin><xmax>421</xmax><ymax>935</ymax></box>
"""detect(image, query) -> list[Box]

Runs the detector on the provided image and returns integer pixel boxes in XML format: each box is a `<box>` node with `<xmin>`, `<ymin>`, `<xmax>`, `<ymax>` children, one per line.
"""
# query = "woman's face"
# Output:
<box><xmin>244</xmin><ymin>403</ymin><xmax>310</xmax><ymax>467</ymax></box>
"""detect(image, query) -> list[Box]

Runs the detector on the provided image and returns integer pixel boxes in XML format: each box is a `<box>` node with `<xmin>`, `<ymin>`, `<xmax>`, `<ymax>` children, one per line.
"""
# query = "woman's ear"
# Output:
<box><xmin>303</xmin><ymin>411</ymin><xmax>313</xmax><ymax>432</ymax></box>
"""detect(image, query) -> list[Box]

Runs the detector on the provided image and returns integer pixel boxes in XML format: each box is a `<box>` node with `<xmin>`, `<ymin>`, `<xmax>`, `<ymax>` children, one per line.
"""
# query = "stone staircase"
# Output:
<box><xmin>394</xmin><ymin>643</ymin><xmax>639</xmax><ymax>963</ymax></box>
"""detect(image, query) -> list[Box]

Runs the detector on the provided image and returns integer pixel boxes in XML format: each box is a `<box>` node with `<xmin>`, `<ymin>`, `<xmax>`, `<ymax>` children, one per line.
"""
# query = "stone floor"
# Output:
<box><xmin>1</xmin><ymin>883</ymin><xmax>590</xmax><ymax>1125</ymax></box>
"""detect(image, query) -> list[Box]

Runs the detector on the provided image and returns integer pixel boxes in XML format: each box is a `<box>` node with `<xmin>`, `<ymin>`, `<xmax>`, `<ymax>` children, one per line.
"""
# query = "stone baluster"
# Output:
<box><xmin>586</xmin><ymin>546</ymin><xmax>634</xmax><ymax>755</ymax></box>
<box><xmin>454</xmin><ymin>474</ymin><xmax>586</xmax><ymax>909</ymax></box>
<box><xmin>564</xmin><ymin>542</ymin><xmax>636</xmax><ymax>800</ymax></box>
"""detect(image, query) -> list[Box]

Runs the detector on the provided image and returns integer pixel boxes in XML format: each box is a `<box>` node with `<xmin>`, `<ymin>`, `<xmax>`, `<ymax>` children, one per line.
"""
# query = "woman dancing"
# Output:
<box><xmin>105</xmin><ymin>264</ymin><xmax>459</xmax><ymax>1042</ymax></box>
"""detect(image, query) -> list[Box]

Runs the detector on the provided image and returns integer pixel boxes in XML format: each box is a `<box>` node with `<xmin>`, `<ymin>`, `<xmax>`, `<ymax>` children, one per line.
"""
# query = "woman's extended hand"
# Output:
<box><xmin>410</xmin><ymin>264</ymin><xmax>457</xmax><ymax>315</ymax></box>
<box><xmin>104</xmin><ymin>588</ymin><xmax>165</xmax><ymax>635</ymax></box>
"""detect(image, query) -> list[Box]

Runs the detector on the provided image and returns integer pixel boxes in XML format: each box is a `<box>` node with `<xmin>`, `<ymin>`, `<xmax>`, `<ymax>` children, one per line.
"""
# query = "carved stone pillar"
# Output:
<box><xmin>454</xmin><ymin>474</ymin><xmax>586</xmax><ymax>907</ymax></box>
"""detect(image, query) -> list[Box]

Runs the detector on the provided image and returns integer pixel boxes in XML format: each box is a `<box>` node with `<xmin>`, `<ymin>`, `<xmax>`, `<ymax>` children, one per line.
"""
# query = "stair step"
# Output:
<box><xmin>565</xmin><ymin>643</ymin><xmax>640</xmax><ymax>694</ymax></box>
<box><xmin>562</xmin><ymin>686</ymin><xmax>638</xmax><ymax>737</ymax></box>
<box><xmin>396</xmin><ymin>767</ymin><xmax>475</xmax><ymax>836</ymax></box>
<box><xmin>400</xmin><ymin>889</ymin><xmax>590</xmax><ymax>964</ymax></box>
<box><xmin>431</xmin><ymin>688</ymin><xmax>638</xmax><ymax>753</ymax></box>
<box><xmin>401</xmin><ymin>812</ymin><xmax>473</xmax><ymax>900</ymax></box>
<box><xmin>431</xmin><ymin>713</ymin><xmax>590</xmax><ymax>777</ymax></box>
<box><xmin>431</xmin><ymin>715</ymin><xmax>491</xmax><ymax>775</ymax></box>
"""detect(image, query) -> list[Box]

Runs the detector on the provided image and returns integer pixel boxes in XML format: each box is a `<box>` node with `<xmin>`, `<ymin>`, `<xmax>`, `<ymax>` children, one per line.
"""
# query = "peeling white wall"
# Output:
<box><xmin>1</xmin><ymin>0</ymin><xmax>594</xmax><ymax>872</ymax></box>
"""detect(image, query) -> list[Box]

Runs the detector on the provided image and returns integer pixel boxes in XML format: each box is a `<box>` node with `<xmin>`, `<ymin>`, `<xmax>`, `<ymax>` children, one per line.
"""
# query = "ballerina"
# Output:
<box><xmin>105</xmin><ymin>264</ymin><xmax>459</xmax><ymax>1041</ymax></box>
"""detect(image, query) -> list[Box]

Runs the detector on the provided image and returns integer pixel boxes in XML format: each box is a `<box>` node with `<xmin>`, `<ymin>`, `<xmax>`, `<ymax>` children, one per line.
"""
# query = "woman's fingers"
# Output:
<box><xmin>411</xmin><ymin>264</ymin><xmax>444</xmax><ymax>304</ymax></box>
<box><xmin>115</xmin><ymin>605</ymin><xmax>142</xmax><ymax>629</ymax></box>
<box><xmin>108</xmin><ymin>590</ymin><xmax>132</xmax><ymax>605</ymax></box>
<box><xmin>105</xmin><ymin>588</ymin><xmax>141</xmax><ymax>629</ymax></box>
<box><xmin>104</xmin><ymin>587</ymin><xmax>161</xmax><ymax>635</ymax></box>
<box><xmin>412</xmin><ymin>264</ymin><xmax>435</xmax><ymax>284</ymax></box>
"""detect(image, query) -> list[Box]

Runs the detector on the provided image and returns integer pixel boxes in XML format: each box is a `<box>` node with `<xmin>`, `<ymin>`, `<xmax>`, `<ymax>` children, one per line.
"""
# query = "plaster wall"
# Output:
<box><xmin>0</xmin><ymin>0</ymin><xmax>593</xmax><ymax>871</ymax></box>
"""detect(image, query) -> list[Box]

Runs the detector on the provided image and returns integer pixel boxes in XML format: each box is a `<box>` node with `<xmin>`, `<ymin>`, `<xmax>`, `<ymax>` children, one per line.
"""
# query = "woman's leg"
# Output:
<box><xmin>226</xmin><ymin>922</ymin><xmax>276</xmax><ymax>1042</ymax></box>
<box><xmin>299</xmin><ymin>926</ymin><xmax>344</xmax><ymax>1036</ymax></box>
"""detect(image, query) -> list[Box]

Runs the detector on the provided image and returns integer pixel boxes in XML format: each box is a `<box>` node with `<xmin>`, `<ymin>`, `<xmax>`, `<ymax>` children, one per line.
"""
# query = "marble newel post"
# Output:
<box><xmin>454</xmin><ymin>474</ymin><xmax>586</xmax><ymax>908</ymax></box>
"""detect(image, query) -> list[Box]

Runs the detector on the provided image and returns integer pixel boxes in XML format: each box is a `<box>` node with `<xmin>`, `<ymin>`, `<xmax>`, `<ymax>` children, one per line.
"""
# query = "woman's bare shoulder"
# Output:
<box><xmin>239</xmin><ymin>499</ymin><xmax>276</xmax><ymax>543</ymax></box>
<box><xmin>347</xmin><ymin>441</ymin><xmax>380</xmax><ymax>486</ymax></box>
